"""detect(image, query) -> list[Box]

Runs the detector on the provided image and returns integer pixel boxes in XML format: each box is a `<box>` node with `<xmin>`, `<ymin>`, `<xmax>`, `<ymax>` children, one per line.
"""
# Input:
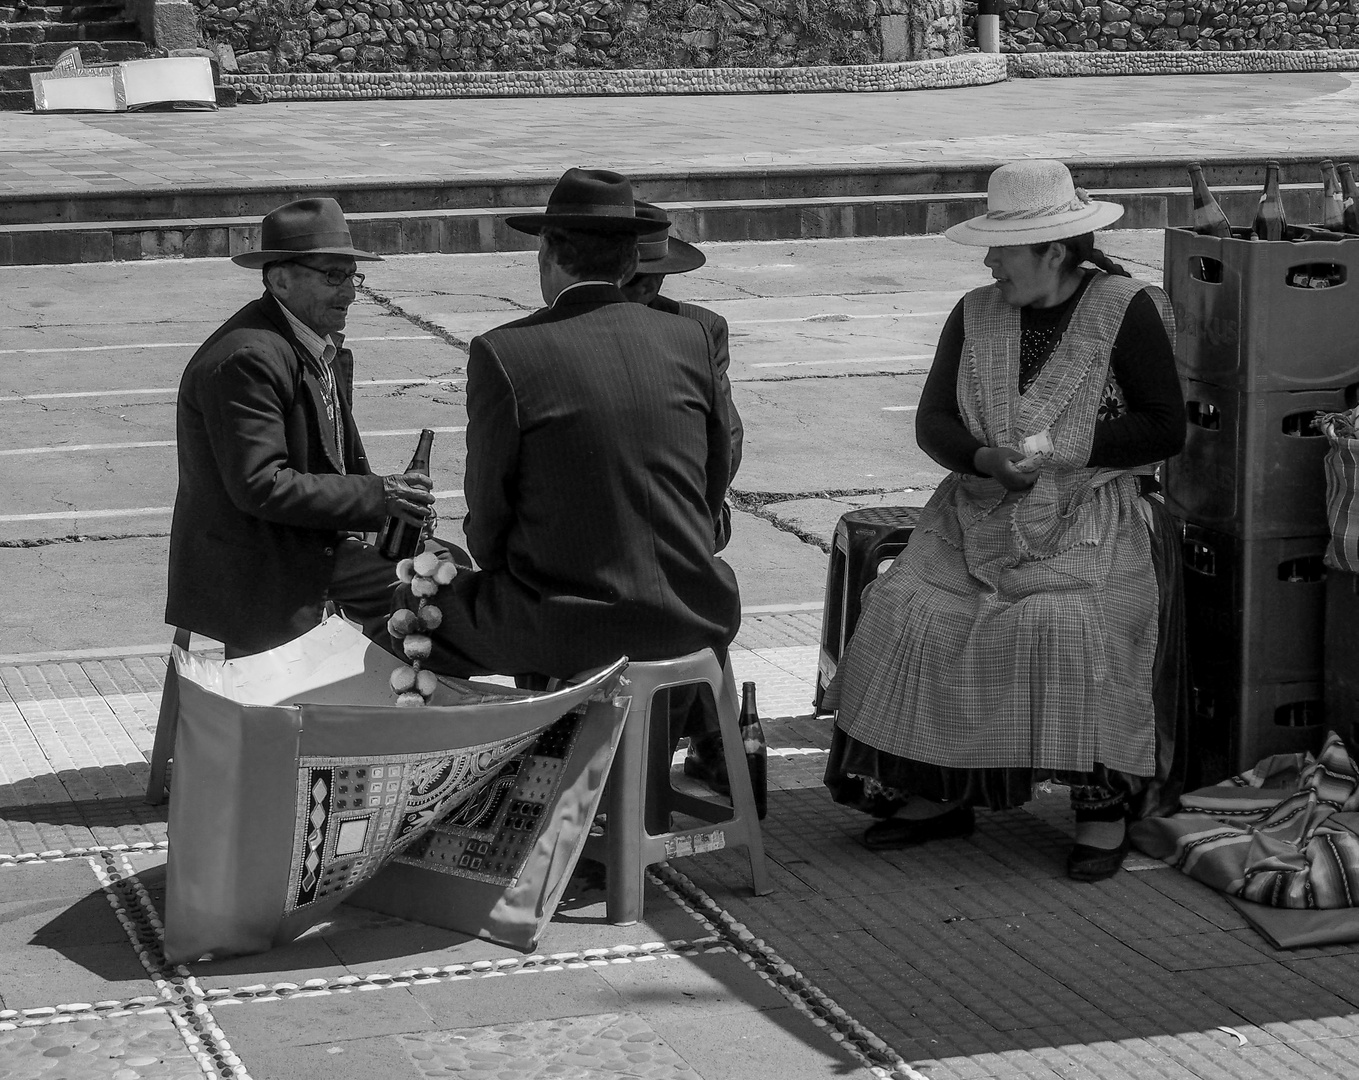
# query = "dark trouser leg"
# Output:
<box><xmin>327</xmin><ymin>537</ymin><xmax>403</xmax><ymax>641</ymax></box>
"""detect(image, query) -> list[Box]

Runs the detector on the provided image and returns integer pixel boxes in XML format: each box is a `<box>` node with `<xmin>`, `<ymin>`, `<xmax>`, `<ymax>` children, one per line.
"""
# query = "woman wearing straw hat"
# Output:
<box><xmin>822</xmin><ymin>159</ymin><xmax>1187</xmax><ymax>882</ymax></box>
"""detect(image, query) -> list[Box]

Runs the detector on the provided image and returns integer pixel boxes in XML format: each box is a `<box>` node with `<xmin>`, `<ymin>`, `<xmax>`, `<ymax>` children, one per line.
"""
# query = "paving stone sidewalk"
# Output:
<box><xmin>4</xmin><ymin>611</ymin><xmax>1359</xmax><ymax>1080</ymax></box>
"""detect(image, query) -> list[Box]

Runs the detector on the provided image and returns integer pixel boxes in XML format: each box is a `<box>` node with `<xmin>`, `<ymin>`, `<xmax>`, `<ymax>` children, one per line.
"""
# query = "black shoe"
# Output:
<box><xmin>1067</xmin><ymin>834</ymin><xmax>1131</xmax><ymax>882</ymax></box>
<box><xmin>683</xmin><ymin>733</ymin><xmax>730</xmax><ymax>796</ymax></box>
<box><xmin>860</xmin><ymin>804</ymin><xmax>975</xmax><ymax>850</ymax></box>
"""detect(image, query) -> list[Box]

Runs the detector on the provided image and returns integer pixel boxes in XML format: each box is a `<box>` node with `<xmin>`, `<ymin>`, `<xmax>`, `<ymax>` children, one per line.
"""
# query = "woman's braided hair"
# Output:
<box><xmin>1030</xmin><ymin>232</ymin><xmax>1130</xmax><ymax>277</ymax></box>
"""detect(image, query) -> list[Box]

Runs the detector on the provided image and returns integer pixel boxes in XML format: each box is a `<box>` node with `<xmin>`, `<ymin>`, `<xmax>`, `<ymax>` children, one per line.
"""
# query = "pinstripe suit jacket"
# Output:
<box><xmin>649</xmin><ymin>295</ymin><xmax>743</xmax><ymax>480</ymax></box>
<box><xmin>432</xmin><ymin>282</ymin><xmax>741</xmax><ymax>679</ymax></box>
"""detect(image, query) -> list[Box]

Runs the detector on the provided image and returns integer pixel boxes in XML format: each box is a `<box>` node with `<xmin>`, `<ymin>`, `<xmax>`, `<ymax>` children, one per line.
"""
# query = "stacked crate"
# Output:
<box><xmin>1162</xmin><ymin>227</ymin><xmax>1359</xmax><ymax>783</ymax></box>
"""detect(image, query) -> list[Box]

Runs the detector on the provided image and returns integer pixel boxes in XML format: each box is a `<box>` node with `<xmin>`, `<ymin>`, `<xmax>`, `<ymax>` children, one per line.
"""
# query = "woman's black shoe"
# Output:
<box><xmin>860</xmin><ymin>804</ymin><xmax>974</xmax><ymax>850</ymax></box>
<box><xmin>1066</xmin><ymin>834</ymin><xmax>1131</xmax><ymax>882</ymax></box>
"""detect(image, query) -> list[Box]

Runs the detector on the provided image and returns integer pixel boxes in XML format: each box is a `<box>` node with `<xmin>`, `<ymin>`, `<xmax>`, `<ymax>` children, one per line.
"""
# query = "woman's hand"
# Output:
<box><xmin>974</xmin><ymin>446</ymin><xmax>1040</xmax><ymax>492</ymax></box>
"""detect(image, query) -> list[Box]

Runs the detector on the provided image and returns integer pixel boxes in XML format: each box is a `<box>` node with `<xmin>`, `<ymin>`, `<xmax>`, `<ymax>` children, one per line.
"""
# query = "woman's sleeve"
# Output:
<box><xmin>917</xmin><ymin>299</ymin><xmax>986</xmax><ymax>474</ymax></box>
<box><xmin>1089</xmin><ymin>290</ymin><xmax>1187</xmax><ymax>468</ymax></box>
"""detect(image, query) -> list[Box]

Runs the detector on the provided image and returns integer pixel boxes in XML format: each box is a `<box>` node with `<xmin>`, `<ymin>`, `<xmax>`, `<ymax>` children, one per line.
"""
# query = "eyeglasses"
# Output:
<box><xmin>287</xmin><ymin>262</ymin><xmax>365</xmax><ymax>288</ymax></box>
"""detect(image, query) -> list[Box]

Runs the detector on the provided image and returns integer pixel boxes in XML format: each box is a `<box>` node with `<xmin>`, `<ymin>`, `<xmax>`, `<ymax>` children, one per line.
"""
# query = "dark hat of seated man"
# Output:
<box><xmin>506</xmin><ymin>169</ymin><xmax>668</xmax><ymax>236</ymax></box>
<box><xmin>231</xmin><ymin>197</ymin><xmax>383</xmax><ymax>269</ymax></box>
<box><xmin>633</xmin><ymin>201</ymin><xmax>706</xmax><ymax>275</ymax></box>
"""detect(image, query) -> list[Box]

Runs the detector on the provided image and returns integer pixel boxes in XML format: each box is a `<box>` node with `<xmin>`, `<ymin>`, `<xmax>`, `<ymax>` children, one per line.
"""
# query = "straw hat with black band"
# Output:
<box><xmin>505</xmin><ymin>169</ymin><xmax>668</xmax><ymax>236</ymax></box>
<box><xmin>231</xmin><ymin>197</ymin><xmax>383</xmax><ymax>269</ymax></box>
<box><xmin>944</xmin><ymin>159</ymin><xmax>1124</xmax><ymax>247</ymax></box>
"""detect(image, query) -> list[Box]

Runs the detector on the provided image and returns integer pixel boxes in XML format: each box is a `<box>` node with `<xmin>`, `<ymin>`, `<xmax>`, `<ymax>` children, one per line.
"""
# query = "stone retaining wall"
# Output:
<box><xmin>197</xmin><ymin>0</ymin><xmax>962</xmax><ymax>74</ymax></box>
<box><xmin>217</xmin><ymin>46</ymin><xmax>1359</xmax><ymax>100</ymax></box>
<box><xmin>987</xmin><ymin>0</ymin><xmax>1359</xmax><ymax>53</ymax></box>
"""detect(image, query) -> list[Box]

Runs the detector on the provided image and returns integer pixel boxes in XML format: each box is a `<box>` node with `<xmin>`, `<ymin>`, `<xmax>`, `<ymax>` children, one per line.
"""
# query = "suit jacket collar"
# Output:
<box><xmin>551</xmin><ymin>281</ymin><xmax>627</xmax><ymax>308</ymax></box>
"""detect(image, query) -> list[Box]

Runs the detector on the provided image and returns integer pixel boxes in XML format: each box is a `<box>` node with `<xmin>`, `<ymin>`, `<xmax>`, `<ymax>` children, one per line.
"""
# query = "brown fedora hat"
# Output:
<box><xmin>232</xmin><ymin>197</ymin><xmax>382</xmax><ymax>269</ymax></box>
<box><xmin>506</xmin><ymin>168</ymin><xmax>668</xmax><ymax>236</ymax></box>
<box><xmin>633</xmin><ymin>201</ymin><xmax>706</xmax><ymax>274</ymax></box>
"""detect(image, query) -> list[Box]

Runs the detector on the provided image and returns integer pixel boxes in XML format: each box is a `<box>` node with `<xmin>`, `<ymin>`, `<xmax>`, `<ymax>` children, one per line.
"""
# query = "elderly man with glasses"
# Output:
<box><xmin>166</xmin><ymin>198</ymin><xmax>435</xmax><ymax>657</ymax></box>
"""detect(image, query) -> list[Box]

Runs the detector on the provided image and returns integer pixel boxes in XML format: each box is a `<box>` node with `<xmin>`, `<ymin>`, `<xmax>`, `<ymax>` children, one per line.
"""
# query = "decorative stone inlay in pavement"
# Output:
<box><xmin>399</xmin><ymin>1012</ymin><xmax>703</xmax><ymax>1079</ymax></box>
<box><xmin>0</xmin><ymin>1012</ymin><xmax>202</xmax><ymax>1080</ymax></box>
<box><xmin>85</xmin><ymin>852</ymin><xmax>247</xmax><ymax>1079</ymax></box>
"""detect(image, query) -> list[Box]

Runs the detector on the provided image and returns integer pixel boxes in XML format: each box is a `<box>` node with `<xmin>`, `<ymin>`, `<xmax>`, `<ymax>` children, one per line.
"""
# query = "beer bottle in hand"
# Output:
<box><xmin>1187</xmin><ymin>163</ymin><xmax>1232</xmax><ymax>238</ymax></box>
<box><xmin>1252</xmin><ymin>160</ymin><xmax>1287</xmax><ymax>241</ymax></box>
<box><xmin>377</xmin><ymin>428</ymin><xmax>434</xmax><ymax>561</ymax></box>
<box><xmin>1321</xmin><ymin>159</ymin><xmax>1346</xmax><ymax>232</ymax></box>
<box><xmin>739</xmin><ymin>681</ymin><xmax>768</xmax><ymax>820</ymax></box>
<box><xmin>1339</xmin><ymin>163</ymin><xmax>1359</xmax><ymax>234</ymax></box>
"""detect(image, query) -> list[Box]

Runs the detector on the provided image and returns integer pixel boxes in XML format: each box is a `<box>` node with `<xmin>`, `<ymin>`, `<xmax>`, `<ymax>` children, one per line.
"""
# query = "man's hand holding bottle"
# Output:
<box><xmin>382</xmin><ymin>471</ymin><xmax>435</xmax><ymax>525</ymax></box>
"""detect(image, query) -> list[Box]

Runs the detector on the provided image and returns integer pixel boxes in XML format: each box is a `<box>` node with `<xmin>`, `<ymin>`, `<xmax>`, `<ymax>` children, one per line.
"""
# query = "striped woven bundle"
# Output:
<box><xmin>1131</xmin><ymin>732</ymin><xmax>1359</xmax><ymax>909</ymax></box>
<box><xmin>1323</xmin><ymin>419</ymin><xmax>1359</xmax><ymax>574</ymax></box>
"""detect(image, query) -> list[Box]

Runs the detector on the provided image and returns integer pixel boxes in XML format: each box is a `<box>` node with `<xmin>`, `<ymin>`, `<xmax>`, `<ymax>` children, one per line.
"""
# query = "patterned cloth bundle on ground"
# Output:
<box><xmin>1131</xmin><ymin>731</ymin><xmax>1359</xmax><ymax>909</ymax></box>
<box><xmin>164</xmin><ymin>617</ymin><xmax>628</xmax><ymax>964</ymax></box>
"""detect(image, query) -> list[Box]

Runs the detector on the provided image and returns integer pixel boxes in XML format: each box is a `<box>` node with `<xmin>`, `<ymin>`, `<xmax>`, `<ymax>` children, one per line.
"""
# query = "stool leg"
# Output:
<box><xmin>145</xmin><ymin>628</ymin><xmax>190</xmax><ymax>806</ymax></box>
<box><xmin>604</xmin><ymin>687</ymin><xmax>651</xmax><ymax>925</ymax></box>
<box><xmin>714</xmin><ymin>662</ymin><xmax>772</xmax><ymax>897</ymax></box>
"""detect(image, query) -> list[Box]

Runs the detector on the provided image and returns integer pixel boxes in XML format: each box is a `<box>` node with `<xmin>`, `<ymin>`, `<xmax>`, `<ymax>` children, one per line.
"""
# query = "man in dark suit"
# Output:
<box><xmin>622</xmin><ymin>201</ymin><xmax>743</xmax><ymax>500</ymax></box>
<box><xmin>166</xmin><ymin>198</ymin><xmax>435</xmax><ymax>656</ymax></box>
<box><xmin>620</xmin><ymin>201</ymin><xmax>748</xmax><ymax>788</ymax></box>
<box><xmin>411</xmin><ymin>169</ymin><xmax>741</xmax><ymax>680</ymax></box>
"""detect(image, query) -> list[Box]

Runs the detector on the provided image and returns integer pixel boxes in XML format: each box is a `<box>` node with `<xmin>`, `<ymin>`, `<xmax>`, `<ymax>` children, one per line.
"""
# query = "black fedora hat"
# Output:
<box><xmin>506</xmin><ymin>168</ymin><xmax>668</xmax><ymax>236</ymax></box>
<box><xmin>633</xmin><ymin>201</ymin><xmax>706</xmax><ymax>275</ymax></box>
<box><xmin>232</xmin><ymin>197</ymin><xmax>382</xmax><ymax>269</ymax></box>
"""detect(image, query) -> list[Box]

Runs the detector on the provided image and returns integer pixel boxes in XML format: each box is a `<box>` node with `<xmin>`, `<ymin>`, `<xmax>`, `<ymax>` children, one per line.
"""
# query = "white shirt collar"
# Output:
<box><xmin>274</xmin><ymin>297</ymin><xmax>341</xmax><ymax>363</ymax></box>
<box><xmin>551</xmin><ymin>280</ymin><xmax>615</xmax><ymax>307</ymax></box>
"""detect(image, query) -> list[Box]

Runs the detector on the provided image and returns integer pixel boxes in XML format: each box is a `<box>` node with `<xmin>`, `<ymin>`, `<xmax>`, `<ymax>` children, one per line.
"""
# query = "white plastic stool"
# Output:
<box><xmin>584</xmin><ymin>649</ymin><xmax>772</xmax><ymax>924</ymax></box>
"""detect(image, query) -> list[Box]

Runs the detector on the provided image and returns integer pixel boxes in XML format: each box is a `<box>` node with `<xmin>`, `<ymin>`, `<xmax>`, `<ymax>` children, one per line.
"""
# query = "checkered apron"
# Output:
<box><xmin>835</xmin><ymin>274</ymin><xmax>1173</xmax><ymax>775</ymax></box>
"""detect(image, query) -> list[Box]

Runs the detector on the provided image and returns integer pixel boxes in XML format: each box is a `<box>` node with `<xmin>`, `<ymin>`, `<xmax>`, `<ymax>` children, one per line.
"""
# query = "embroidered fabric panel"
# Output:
<box><xmin>285</xmin><ymin>729</ymin><xmax>548</xmax><ymax>914</ymax></box>
<box><xmin>394</xmin><ymin>714</ymin><xmax>581</xmax><ymax>888</ymax></box>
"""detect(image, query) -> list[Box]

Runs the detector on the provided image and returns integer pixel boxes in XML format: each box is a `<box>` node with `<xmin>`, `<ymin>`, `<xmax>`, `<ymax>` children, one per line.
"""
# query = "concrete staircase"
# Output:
<box><xmin>0</xmin><ymin>1</ymin><xmax>155</xmax><ymax>110</ymax></box>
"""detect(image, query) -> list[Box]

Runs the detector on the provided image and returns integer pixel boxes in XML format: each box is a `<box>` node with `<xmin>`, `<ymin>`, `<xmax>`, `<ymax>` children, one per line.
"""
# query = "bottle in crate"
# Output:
<box><xmin>1187</xmin><ymin>163</ymin><xmax>1232</xmax><ymax>239</ymax></box>
<box><xmin>1339</xmin><ymin>162</ymin><xmax>1359</xmax><ymax>234</ymax></box>
<box><xmin>1321</xmin><ymin>159</ymin><xmax>1346</xmax><ymax>233</ymax></box>
<box><xmin>1252</xmin><ymin>160</ymin><xmax>1287</xmax><ymax>241</ymax></box>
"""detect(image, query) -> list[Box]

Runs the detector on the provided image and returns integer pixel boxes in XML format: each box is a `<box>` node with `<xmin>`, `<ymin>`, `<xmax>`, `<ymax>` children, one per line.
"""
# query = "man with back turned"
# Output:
<box><xmin>166</xmin><ymin>197</ymin><xmax>434</xmax><ymax>656</ymax></box>
<box><xmin>408</xmin><ymin>168</ymin><xmax>741</xmax><ymax>680</ymax></box>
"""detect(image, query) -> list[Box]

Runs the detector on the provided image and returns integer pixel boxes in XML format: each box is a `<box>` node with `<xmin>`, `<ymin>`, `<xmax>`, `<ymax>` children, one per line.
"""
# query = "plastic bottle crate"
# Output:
<box><xmin>1188</xmin><ymin>670</ymin><xmax>1326</xmax><ymax>784</ymax></box>
<box><xmin>1181</xmin><ymin>523</ymin><xmax>1329</xmax><ymax>684</ymax></box>
<box><xmin>1165</xmin><ymin>226</ymin><xmax>1359</xmax><ymax>393</ymax></box>
<box><xmin>1164</xmin><ymin>380</ymin><xmax>1346</xmax><ymax>539</ymax></box>
<box><xmin>1324</xmin><ymin>569</ymin><xmax>1359</xmax><ymax>749</ymax></box>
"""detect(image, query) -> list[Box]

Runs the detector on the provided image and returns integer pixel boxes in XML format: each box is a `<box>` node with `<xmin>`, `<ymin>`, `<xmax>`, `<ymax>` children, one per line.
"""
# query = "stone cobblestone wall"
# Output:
<box><xmin>196</xmin><ymin>0</ymin><xmax>962</xmax><ymax>74</ymax></box>
<box><xmin>973</xmin><ymin>0</ymin><xmax>1359</xmax><ymax>53</ymax></box>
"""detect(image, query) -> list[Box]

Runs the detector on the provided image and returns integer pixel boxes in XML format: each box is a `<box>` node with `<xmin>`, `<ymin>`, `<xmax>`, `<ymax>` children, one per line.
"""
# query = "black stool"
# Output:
<box><xmin>815</xmin><ymin>506</ymin><xmax>918</xmax><ymax>712</ymax></box>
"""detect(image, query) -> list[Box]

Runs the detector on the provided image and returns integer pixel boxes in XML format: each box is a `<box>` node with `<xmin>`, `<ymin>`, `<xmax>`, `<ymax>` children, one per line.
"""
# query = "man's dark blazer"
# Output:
<box><xmin>165</xmin><ymin>292</ymin><xmax>386</xmax><ymax>653</ymax></box>
<box><xmin>649</xmin><ymin>294</ymin><xmax>743</xmax><ymax>480</ymax></box>
<box><xmin>426</xmin><ymin>282</ymin><xmax>741</xmax><ymax>680</ymax></box>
